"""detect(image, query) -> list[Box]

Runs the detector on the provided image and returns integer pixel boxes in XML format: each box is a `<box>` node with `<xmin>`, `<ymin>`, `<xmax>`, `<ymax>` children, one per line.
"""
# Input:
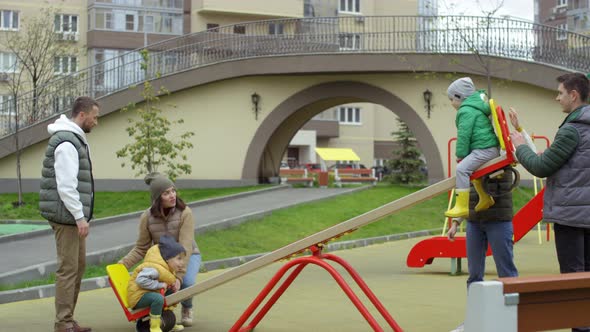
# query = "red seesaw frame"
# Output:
<box><xmin>230</xmin><ymin>244</ymin><xmax>403</xmax><ymax>332</ymax></box>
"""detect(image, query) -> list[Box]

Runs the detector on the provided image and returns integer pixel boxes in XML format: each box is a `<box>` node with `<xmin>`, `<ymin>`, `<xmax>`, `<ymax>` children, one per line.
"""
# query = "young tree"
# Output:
<box><xmin>2</xmin><ymin>5</ymin><xmax>82</xmax><ymax>206</ymax></box>
<box><xmin>387</xmin><ymin>118</ymin><xmax>426</xmax><ymax>184</ymax></box>
<box><xmin>3</xmin><ymin>6</ymin><xmax>81</xmax><ymax>122</ymax></box>
<box><xmin>443</xmin><ymin>0</ymin><xmax>506</xmax><ymax>97</ymax></box>
<box><xmin>116</xmin><ymin>49</ymin><xmax>195</xmax><ymax>181</ymax></box>
<box><xmin>3</xmin><ymin>62</ymin><xmax>25</xmax><ymax>206</ymax></box>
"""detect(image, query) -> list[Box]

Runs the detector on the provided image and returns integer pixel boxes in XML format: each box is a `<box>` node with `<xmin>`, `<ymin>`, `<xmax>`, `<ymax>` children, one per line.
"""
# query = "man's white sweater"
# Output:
<box><xmin>47</xmin><ymin>115</ymin><xmax>90</xmax><ymax>221</ymax></box>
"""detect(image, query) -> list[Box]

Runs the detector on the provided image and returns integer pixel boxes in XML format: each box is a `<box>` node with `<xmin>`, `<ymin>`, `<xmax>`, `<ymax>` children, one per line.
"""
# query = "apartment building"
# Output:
<box><xmin>0</xmin><ymin>0</ymin><xmax>87</xmax><ymax>134</ymax></box>
<box><xmin>535</xmin><ymin>0</ymin><xmax>590</xmax><ymax>35</ymax></box>
<box><xmin>0</xmin><ymin>0</ymin><xmax>437</xmax><ymax>169</ymax></box>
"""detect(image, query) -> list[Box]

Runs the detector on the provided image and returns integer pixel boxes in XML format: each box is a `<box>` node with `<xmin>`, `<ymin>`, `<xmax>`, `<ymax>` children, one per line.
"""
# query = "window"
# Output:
<box><xmin>161</xmin><ymin>16</ymin><xmax>173</xmax><ymax>33</ymax></box>
<box><xmin>55</xmin><ymin>14</ymin><xmax>78</xmax><ymax>34</ymax></box>
<box><xmin>95</xmin><ymin>10</ymin><xmax>114</xmax><ymax>30</ymax></box>
<box><xmin>269</xmin><ymin>22</ymin><xmax>284</xmax><ymax>35</ymax></box>
<box><xmin>0</xmin><ymin>10</ymin><xmax>18</xmax><ymax>31</ymax></box>
<box><xmin>557</xmin><ymin>0</ymin><xmax>567</xmax><ymax>7</ymax></box>
<box><xmin>206</xmin><ymin>23</ymin><xmax>219</xmax><ymax>32</ymax></box>
<box><xmin>338</xmin><ymin>107</ymin><xmax>361</xmax><ymax>124</ymax></box>
<box><xmin>556</xmin><ymin>23</ymin><xmax>567</xmax><ymax>40</ymax></box>
<box><xmin>0</xmin><ymin>95</ymin><xmax>14</xmax><ymax>115</ymax></box>
<box><xmin>139</xmin><ymin>15</ymin><xmax>154</xmax><ymax>32</ymax></box>
<box><xmin>125</xmin><ymin>14</ymin><xmax>136</xmax><ymax>31</ymax></box>
<box><xmin>52</xmin><ymin>96</ymin><xmax>75</xmax><ymax>114</ymax></box>
<box><xmin>0</xmin><ymin>94</ymin><xmax>15</xmax><ymax>135</ymax></box>
<box><xmin>54</xmin><ymin>56</ymin><xmax>77</xmax><ymax>74</ymax></box>
<box><xmin>0</xmin><ymin>52</ymin><xmax>17</xmax><ymax>73</ymax></box>
<box><xmin>234</xmin><ymin>25</ymin><xmax>245</xmax><ymax>34</ymax></box>
<box><xmin>339</xmin><ymin>0</ymin><xmax>360</xmax><ymax>13</ymax></box>
<box><xmin>92</xmin><ymin>49</ymin><xmax>143</xmax><ymax>92</ymax></box>
<box><xmin>339</xmin><ymin>33</ymin><xmax>361</xmax><ymax>50</ymax></box>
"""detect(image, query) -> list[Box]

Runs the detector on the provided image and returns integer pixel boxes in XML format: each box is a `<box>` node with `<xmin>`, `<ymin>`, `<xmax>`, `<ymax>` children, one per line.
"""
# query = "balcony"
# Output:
<box><xmin>194</xmin><ymin>0</ymin><xmax>303</xmax><ymax>18</ymax></box>
<box><xmin>302</xmin><ymin>119</ymin><xmax>339</xmax><ymax>138</ymax></box>
<box><xmin>89</xmin><ymin>0</ymin><xmax>183</xmax><ymax>11</ymax></box>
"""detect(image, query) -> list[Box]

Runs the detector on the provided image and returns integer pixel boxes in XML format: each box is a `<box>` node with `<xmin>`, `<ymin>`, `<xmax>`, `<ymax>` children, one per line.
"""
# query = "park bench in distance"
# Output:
<box><xmin>334</xmin><ymin>168</ymin><xmax>377</xmax><ymax>187</ymax></box>
<box><xmin>279</xmin><ymin>168</ymin><xmax>314</xmax><ymax>187</ymax></box>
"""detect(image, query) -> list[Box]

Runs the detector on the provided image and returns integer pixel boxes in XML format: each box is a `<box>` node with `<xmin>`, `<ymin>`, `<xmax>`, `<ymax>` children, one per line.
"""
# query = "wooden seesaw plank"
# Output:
<box><xmin>164</xmin><ymin>177</ymin><xmax>456</xmax><ymax>305</ymax></box>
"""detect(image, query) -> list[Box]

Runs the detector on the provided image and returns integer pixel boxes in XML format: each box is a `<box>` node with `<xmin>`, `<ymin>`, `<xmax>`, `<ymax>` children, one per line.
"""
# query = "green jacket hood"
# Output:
<box><xmin>460</xmin><ymin>90</ymin><xmax>491</xmax><ymax>116</ymax></box>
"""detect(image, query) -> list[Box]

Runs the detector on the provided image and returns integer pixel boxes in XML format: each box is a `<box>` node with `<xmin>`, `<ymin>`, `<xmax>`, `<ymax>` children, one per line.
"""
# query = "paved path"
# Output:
<box><xmin>0</xmin><ymin>187</ymin><xmax>360</xmax><ymax>276</ymax></box>
<box><xmin>0</xmin><ymin>233</ymin><xmax>569</xmax><ymax>332</ymax></box>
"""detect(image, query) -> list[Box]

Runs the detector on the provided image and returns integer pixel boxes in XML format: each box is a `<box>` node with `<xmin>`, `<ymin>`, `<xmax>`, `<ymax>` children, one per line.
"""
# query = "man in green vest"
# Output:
<box><xmin>40</xmin><ymin>96</ymin><xmax>100</xmax><ymax>332</ymax></box>
<box><xmin>511</xmin><ymin>73</ymin><xmax>590</xmax><ymax>332</ymax></box>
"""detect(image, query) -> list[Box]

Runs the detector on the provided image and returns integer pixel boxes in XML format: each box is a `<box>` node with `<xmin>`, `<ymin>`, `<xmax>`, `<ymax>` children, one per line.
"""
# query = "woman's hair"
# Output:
<box><xmin>150</xmin><ymin>195</ymin><xmax>187</xmax><ymax>218</ymax></box>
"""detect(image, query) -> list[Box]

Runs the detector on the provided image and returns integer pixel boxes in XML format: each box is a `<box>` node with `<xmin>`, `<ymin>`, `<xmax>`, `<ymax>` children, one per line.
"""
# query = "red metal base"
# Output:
<box><xmin>230</xmin><ymin>245</ymin><xmax>403</xmax><ymax>332</ymax></box>
<box><xmin>407</xmin><ymin>189</ymin><xmax>545</xmax><ymax>268</ymax></box>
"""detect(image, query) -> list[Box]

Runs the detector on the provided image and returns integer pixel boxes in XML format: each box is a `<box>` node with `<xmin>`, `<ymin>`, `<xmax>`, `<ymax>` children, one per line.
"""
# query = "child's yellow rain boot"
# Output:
<box><xmin>171</xmin><ymin>322</ymin><xmax>185</xmax><ymax>331</ymax></box>
<box><xmin>473</xmin><ymin>178</ymin><xmax>495</xmax><ymax>212</ymax></box>
<box><xmin>445</xmin><ymin>189</ymin><xmax>470</xmax><ymax>218</ymax></box>
<box><xmin>149</xmin><ymin>314</ymin><xmax>162</xmax><ymax>332</ymax></box>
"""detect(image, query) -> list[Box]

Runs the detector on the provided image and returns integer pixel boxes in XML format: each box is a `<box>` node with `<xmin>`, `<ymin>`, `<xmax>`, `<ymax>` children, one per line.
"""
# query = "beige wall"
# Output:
<box><xmin>193</xmin><ymin>0</ymin><xmax>303</xmax><ymax>19</ymax></box>
<box><xmin>0</xmin><ymin>72</ymin><xmax>559</xmax><ymax>183</ymax></box>
<box><xmin>324</xmin><ymin>102</ymin><xmax>378</xmax><ymax>166</ymax></box>
<box><xmin>192</xmin><ymin>13</ymin><xmax>288</xmax><ymax>32</ymax></box>
<box><xmin>373</xmin><ymin>104</ymin><xmax>399</xmax><ymax>142</ymax></box>
<box><xmin>374</xmin><ymin>0</ymin><xmax>418</xmax><ymax>15</ymax></box>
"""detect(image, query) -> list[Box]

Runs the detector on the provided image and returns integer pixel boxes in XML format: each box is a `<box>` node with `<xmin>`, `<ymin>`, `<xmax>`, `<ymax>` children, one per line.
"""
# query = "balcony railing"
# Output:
<box><xmin>2</xmin><ymin>15</ymin><xmax>589</xmax><ymax>138</ymax></box>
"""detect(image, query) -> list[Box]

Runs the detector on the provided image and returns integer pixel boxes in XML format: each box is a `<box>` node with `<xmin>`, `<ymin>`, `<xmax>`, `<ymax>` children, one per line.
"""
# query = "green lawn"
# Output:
<box><xmin>0</xmin><ymin>185</ymin><xmax>273</xmax><ymax>220</ymax></box>
<box><xmin>0</xmin><ymin>184</ymin><xmax>538</xmax><ymax>291</ymax></box>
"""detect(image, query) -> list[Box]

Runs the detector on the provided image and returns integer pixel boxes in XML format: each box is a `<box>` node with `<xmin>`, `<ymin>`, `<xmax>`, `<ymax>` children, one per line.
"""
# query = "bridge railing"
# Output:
<box><xmin>1</xmin><ymin>15</ymin><xmax>589</xmax><ymax>138</ymax></box>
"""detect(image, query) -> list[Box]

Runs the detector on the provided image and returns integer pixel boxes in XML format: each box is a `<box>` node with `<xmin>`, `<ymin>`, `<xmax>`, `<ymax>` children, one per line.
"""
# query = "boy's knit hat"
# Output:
<box><xmin>158</xmin><ymin>234</ymin><xmax>185</xmax><ymax>261</ymax></box>
<box><xmin>447</xmin><ymin>77</ymin><xmax>475</xmax><ymax>101</ymax></box>
<box><xmin>145</xmin><ymin>172</ymin><xmax>175</xmax><ymax>204</ymax></box>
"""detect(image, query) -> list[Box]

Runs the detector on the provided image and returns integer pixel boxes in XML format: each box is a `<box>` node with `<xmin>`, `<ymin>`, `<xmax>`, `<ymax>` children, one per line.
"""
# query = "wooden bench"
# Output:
<box><xmin>464</xmin><ymin>272</ymin><xmax>590</xmax><ymax>332</ymax></box>
<box><xmin>279</xmin><ymin>169</ymin><xmax>314</xmax><ymax>187</ymax></box>
<box><xmin>334</xmin><ymin>169</ymin><xmax>377</xmax><ymax>187</ymax></box>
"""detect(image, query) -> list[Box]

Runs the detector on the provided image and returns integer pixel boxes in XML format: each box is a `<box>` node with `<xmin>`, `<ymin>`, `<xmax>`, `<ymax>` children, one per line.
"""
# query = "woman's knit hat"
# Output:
<box><xmin>158</xmin><ymin>234</ymin><xmax>185</xmax><ymax>261</ymax></box>
<box><xmin>447</xmin><ymin>77</ymin><xmax>475</xmax><ymax>101</ymax></box>
<box><xmin>144</xmin><ymin>172</ymin><xmax>175</xmax><ymax>204</ymax></box>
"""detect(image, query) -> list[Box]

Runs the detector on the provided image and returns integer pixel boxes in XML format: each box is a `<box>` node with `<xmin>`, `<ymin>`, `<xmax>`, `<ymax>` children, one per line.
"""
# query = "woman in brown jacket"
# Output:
<box><xmin>119</xmin><ymin>174</ymin><xmax>201</xmax><ymax>327</ymax></box>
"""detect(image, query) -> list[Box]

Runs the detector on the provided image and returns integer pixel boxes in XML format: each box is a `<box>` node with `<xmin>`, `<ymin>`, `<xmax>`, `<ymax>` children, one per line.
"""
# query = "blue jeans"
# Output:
<box><xmin>180</xmin><ymin>253</ymin><xmax>201</xmax><ymax>309</ymax></box>
<box><xmin>466</xmin><ymin>220</ymin><xmax>518</xmax><ymax>288</ymax></box>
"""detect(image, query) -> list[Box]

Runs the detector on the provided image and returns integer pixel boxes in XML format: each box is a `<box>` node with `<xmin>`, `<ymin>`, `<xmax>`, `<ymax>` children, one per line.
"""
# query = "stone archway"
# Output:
<box><xmin>242</xmin><ymin>81</ymin><xmax>445</xmax><ymax>183</ymax></box>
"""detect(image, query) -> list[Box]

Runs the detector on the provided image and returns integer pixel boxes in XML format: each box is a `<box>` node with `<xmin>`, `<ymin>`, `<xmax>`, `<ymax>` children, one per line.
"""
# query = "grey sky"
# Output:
<box><xmin>439</xmin><ymin>0</ymin><xmax>534</xmax><ymax>21</ymax></box>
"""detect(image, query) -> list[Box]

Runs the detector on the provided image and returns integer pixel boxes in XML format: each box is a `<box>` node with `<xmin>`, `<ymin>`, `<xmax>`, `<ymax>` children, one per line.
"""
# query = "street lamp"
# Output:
<box><xmin>251</xmin><ymin>92</ymin><xmax>261</xmax><ymax>120</ymax></box>
<box><xmin>423</xmin><ymin>89</ymin><xmax>433</xmax><ymax>119</ymax></box>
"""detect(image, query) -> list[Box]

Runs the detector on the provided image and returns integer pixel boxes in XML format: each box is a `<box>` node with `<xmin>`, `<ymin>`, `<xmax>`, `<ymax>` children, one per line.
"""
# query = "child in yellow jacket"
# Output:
<box><xmin>127</xmin><ymin>234</ymin><xmax>186</xmax><ymax>332</ymax></box>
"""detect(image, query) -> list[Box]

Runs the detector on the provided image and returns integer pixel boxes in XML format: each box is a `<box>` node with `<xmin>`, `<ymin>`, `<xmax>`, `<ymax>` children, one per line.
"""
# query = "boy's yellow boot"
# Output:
<box><xmin>473</xmin><ymin>178</ymin><xmax>495</xmax><ymax>212</ymax></box>
<box><xmin>445</xmin><ymin>189</ymin><xmax>470</xmax><ymax>218</ymax></box>
<box><xmin>149</xmin><ymin>314</ymin><xmax>162</xmax><ymax>332</ymax></box>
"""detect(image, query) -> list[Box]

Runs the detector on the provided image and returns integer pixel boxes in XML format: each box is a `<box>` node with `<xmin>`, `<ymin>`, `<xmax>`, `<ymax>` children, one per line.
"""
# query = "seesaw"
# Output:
<box><xmin>107</xmin><ymin>176</ymin><xmax>455</xmax><ymax>331</ymax></box>
<box><xmin>109</xmin><ymin>99</ymin><xmax>521</xmax><ymax>331</ymax></box>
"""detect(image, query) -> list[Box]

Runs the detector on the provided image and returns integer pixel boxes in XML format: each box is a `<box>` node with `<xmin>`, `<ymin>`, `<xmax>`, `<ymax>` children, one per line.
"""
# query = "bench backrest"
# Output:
<box><xmin>337</xmin><ymin>169</ymin><xmax>373</xmax><ymax>175</ymax></box>
<box><xmin>107</xmin><ymin>263</ymin><xmax>131</xmax><ymax>308</ymax></box>
<box><xmin>489</xmin><ymin>99</ymin><xmax>515</xmax><ymax>157</ymax></box>
<box><xmin>279</xmin><ymin>169</ymin><xmax>307</xmax><ymax>176</ymax></box>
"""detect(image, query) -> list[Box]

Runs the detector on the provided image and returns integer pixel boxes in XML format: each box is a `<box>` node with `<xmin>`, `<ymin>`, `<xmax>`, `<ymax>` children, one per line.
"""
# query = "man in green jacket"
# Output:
<box><xmin>445</xmin><ymin>77</ymin><xmax>499</xmax><ymax>218</ymax></box>
<box><xmin>511</xmin><ymin>72</ymin><xmax>590</xmax><ymax>332</ymax></box>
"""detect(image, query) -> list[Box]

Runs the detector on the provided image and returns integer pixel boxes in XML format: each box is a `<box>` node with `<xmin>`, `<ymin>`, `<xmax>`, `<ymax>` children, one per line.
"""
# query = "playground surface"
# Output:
<box><xmin>1</xmin><ymin>231</ymin><xmax>569</xmax><ymax>332</ymax></box>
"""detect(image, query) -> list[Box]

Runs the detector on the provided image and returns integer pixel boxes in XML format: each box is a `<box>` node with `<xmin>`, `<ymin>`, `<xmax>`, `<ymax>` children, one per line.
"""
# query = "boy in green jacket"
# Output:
<box><xmin>445</xmin><ymin>77</ymin><xmax>500</xmax><ymax>218</ymax></box>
